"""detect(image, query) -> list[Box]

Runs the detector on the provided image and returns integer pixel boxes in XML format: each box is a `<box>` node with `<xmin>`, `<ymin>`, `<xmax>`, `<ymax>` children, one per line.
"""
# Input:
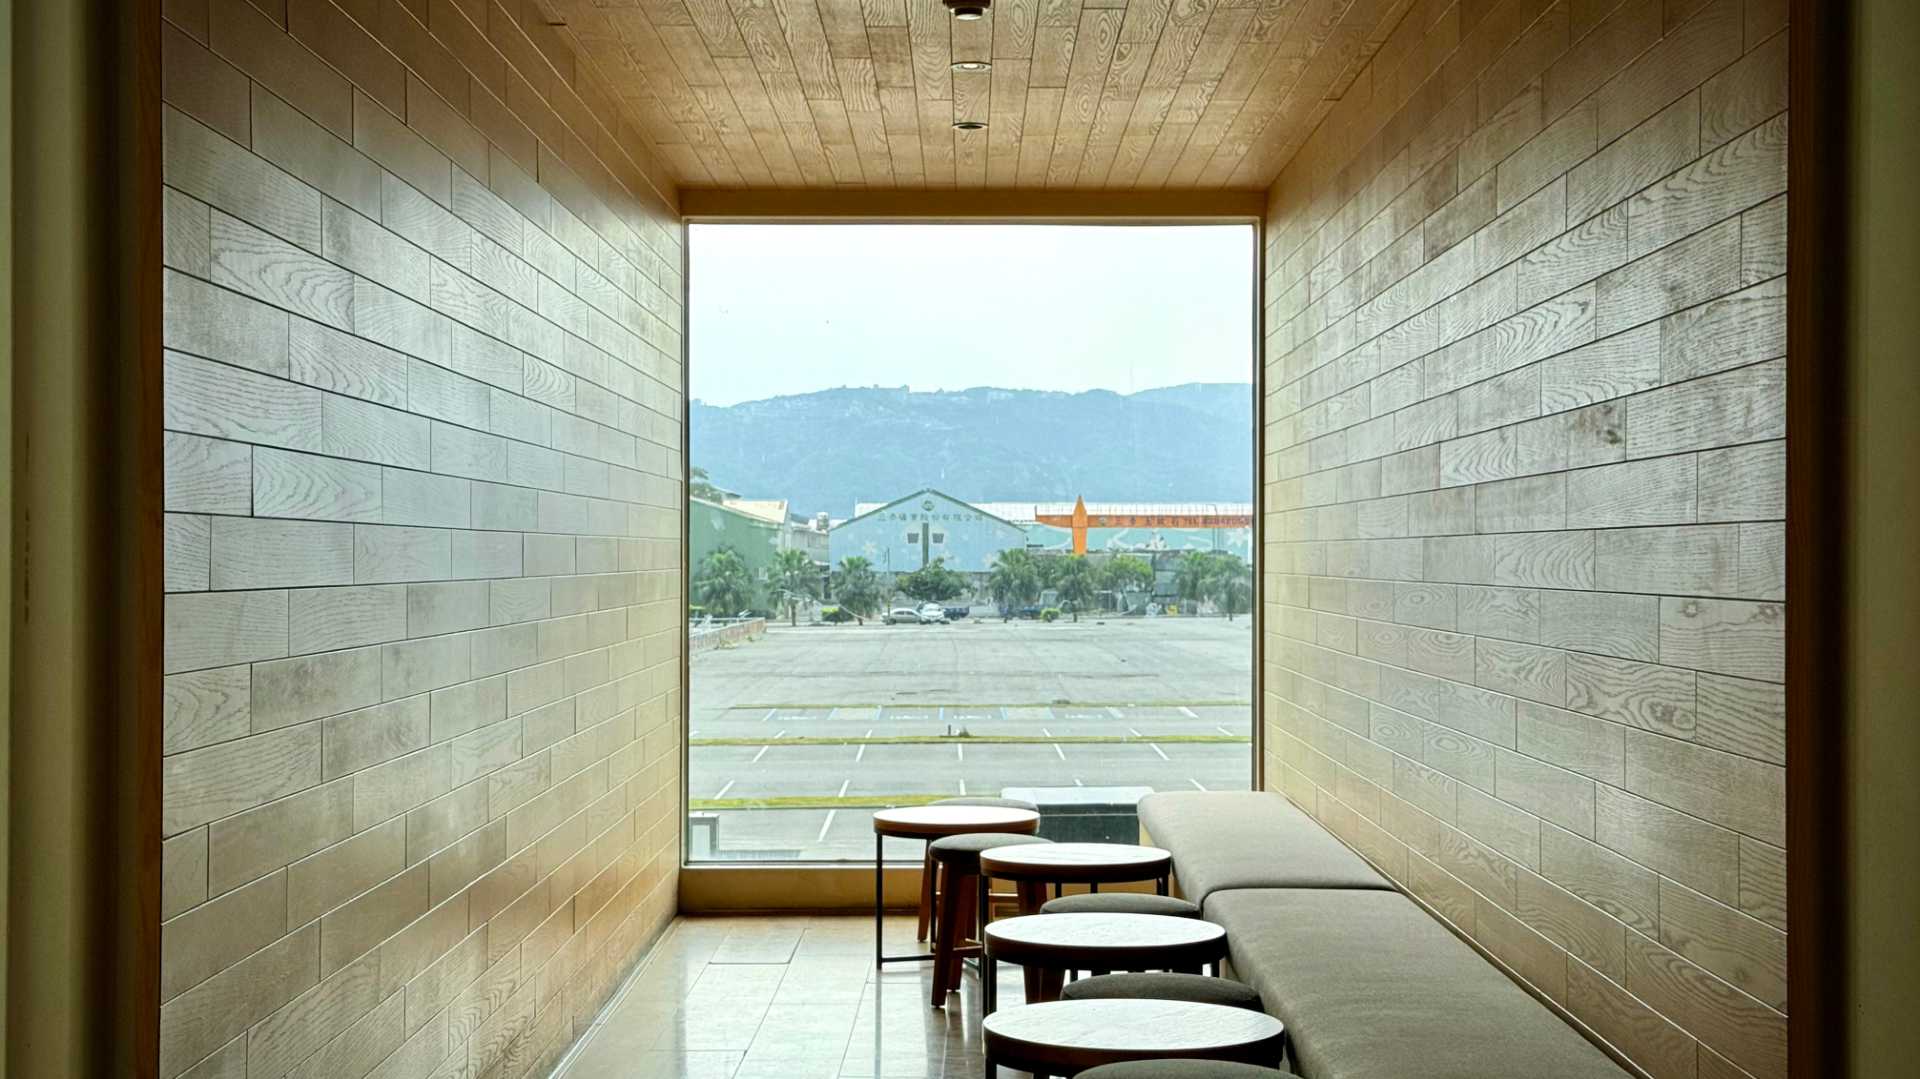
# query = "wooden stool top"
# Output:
<box><xmin>871</xmin><ymin>804</ymin><xmax>1039</xmax><ymax>839</ymax></box>
<box><xmin>983</xmin><ymin>999</ymin><xmax>1285</xmax><ymax>1074</ymax></box>
<box><xmin>984</xmin><ymin>913</ymin><xmax>1227</xmax><ymax>969</ymax></box>
<box><xmin>979</xmin><ymin>841</ymin><xmax>1171</xmax><ymax>883</ymax></box>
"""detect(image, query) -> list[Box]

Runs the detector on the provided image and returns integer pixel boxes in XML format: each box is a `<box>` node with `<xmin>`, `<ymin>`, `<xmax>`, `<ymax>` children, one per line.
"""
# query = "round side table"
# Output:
<box><xmin>982</xmin><ymin>913</ymin><xmax>1228</xmax><ymax>1014</ymax></box>
<box><xmin>870</xmin><ymin>804</ymin><xmax>1038</xmax><ymax>968</ymax></box>
<box><xmin>979</xmin><ymin>842</ymin><xmax>1173</xmax><ymax>894</ymax></box>
<box><xmin>981</xmin><ymin>999</ymin><xmax>1285</xmax><ymax>1079</ymax></box>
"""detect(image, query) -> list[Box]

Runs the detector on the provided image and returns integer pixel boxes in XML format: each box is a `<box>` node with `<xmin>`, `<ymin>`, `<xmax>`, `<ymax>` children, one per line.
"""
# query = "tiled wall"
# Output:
<box><xmin>157</xmin><ymin>2</ymin><xmax>683</xmax><ymax>1077</ymax></box>
<box><xmin>1260</xmin><ymin>1</ymin><xmax>1786</xmax><ymax>1077</ymax></box>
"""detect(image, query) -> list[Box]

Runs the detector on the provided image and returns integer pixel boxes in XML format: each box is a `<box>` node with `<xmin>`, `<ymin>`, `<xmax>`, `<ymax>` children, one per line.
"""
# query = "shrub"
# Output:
<box><xmin>821</xmin><ymin>605</ymin><xmax>855</xmax><ymax>624</ymax></box>
<box><xmin>1040</xmin><ymin>607</ymin><xmax>1061</xmax><ymax>622</ymax></box>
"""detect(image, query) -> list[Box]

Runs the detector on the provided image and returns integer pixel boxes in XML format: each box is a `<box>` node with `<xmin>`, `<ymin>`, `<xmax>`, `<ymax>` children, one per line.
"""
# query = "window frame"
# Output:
<box><xmin>677</xmin><ymin>212</ymin><xmax>1266</xmax><ymax>884</ymax></box>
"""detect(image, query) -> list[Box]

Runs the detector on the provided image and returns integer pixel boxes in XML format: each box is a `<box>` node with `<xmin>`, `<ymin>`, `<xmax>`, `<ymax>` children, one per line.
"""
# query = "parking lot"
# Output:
<box><xmin>689</xmin><ymin>615</ymin><xmax>1255</xmax><ymax>860</ymax></box>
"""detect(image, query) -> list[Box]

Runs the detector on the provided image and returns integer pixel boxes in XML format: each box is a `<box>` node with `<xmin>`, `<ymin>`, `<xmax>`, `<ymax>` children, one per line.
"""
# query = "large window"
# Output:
<box><xmin>686</xmin><ymin>223</ymin><xmax>1256</xmax><ymax>862</ymax></box>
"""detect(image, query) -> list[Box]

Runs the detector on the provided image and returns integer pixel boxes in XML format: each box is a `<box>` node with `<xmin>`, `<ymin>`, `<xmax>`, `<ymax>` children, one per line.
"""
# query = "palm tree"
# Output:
<box><xmin>688</xmin><ymin>465</ymin><xmax>725</xmax><ymax>503</ymax></box>
<box><xmin>1054</xmin><ymin>555</ymin><xmax>1097</xmax><ymax>622</ymax></box>
<box><xmin>1100</xmin><ymin>555</ymin><xmax>1155</xmax><ymax>612</ymax></box>
<box><xmin>1211</xmin><ymin>554</ymin><xmax>1253</xmax><ymax>621</ymax></box>
<box><xmin>831</xmin><ymin>556</ymin><xmax>884</xmax><ymax>624</ymax></box>
<box><xmin>766</xmin><ymin>548</ymin><xmax>821</xmax><ymax>626</ymax></box>
<box><xmin>988</xmin><ymin>548</ymin><xmax>1041</xmax><ymax>618</ymax></box>
<box><xmin>1173</xmin><ymin>552</ymin><xmax>1214</xmax><ymax>616</ymax></box>
<box><xmin>693</xmin><ymin>547</ymin><xmax>756</xmax><ymax>616</ymax></box>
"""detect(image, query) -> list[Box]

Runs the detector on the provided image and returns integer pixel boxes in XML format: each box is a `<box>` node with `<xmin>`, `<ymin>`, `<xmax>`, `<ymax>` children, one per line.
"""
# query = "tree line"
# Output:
<box><xmin>692</xmin><ymin>545</ymin><xmax>1252</xmax><ymax>625</ymax></box>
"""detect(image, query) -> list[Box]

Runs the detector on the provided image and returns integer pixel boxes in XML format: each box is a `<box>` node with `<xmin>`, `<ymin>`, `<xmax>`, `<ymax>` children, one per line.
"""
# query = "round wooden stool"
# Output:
<box><xmin>981</xmin><ymin>999</ymin><xmax>1285</xmax><ymax>1079</ymax></box>
<box><xmin>871</xmin><ymin>804</ymin><xmax>1038</xmax><ymax>969</ymax></box>
<box><xmin>981</xmin><ymin>913</ymin><xmax>1228</xmax><ymax>1014</ymax></box>
<box><xmin>926</xmin><ymin>832</ymin><xmax>1053</xmax><ymax>1006</ymax></box>
<box><xmin>1061</xmin><ymin>972</ymin><xmax>1262</xmax><ymax>1011</ymax></box>
<box><xmin>1040</xmin><ymin>892</ymin><xmax>1200</xmax><ymax>918</ymax></box>
<box><xmin>916</xmin><ymin>796</ymin><xmax>1038</xmax><ymax>942</ymax></box>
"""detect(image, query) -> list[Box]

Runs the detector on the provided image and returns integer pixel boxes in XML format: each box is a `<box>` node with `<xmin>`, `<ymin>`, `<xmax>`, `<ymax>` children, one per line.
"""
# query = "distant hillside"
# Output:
<box><xmin>691</xmin><ymin>383</ymin><xmax>1254</xmax><ymax>518</ymax></box>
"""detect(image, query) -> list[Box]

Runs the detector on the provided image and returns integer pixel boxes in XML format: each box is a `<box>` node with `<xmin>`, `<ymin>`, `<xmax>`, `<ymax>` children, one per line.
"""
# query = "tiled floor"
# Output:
<box><xmin>556</xmin><ymin>915</ymin><xmax>1035</xmax><ymax>1079</ymax></box>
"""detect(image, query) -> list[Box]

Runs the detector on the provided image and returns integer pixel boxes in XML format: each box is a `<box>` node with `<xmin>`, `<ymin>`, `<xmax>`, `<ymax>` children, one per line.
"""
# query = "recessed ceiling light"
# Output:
<box><xmin>952</xmin><ymin>59</ymin><xmax>992</xmax><ymax>72</ymax></box>
<box><xmin>953</xmin><ymin>120</ymin><xmax>987</xmax><ymax>131</ymax></box>
<box><xmin>942</xmin><ymin>0</ymin><xmax>989</xmax><ymax>19</ymax></box>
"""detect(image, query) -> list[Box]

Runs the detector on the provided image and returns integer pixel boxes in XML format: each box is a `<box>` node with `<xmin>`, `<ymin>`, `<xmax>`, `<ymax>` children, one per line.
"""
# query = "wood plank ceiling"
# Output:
<box><xmin>542</xmin><ymin>0</ymin><xmax>1415</xmax><ymax>190</ymax></box>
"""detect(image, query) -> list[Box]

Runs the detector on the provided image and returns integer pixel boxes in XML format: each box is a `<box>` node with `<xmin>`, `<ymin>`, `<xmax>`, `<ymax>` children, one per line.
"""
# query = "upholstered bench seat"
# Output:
<box><xmin>1136</xmin><ymin>792</ymin><xmax>1391</xmax><ymax>909</ymax></box>
<box><xmin>1207</xmin><ymin>888</ymin><xmax>1627</xmax><ymax>1079</ymax></box>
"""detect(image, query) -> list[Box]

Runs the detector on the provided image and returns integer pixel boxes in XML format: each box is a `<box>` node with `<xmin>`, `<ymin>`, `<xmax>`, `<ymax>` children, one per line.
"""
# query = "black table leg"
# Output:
<box><xmin>874</xmin><ymin>833</ymin><xmax>941</xmax><ymax>967</ymax></box>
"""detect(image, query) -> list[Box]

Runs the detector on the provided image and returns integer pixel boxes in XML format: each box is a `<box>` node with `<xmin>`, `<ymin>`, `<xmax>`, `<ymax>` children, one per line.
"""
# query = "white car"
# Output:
<box><xmin>882</xmin><ymin>607</ymin><xmax>922</xmax><ymax>625</ymax></box>
<box><xmin>916</xmin><ymin>604</ymin><xmax>949</xmax><ymax>624</ymax></box>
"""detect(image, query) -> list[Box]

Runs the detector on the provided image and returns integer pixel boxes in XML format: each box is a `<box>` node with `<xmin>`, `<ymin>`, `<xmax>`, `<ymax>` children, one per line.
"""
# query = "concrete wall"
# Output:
<box><xmin>1261</xmin><ymin>2</ymin><xmax>1787</xmax><ymax>1076</ymax></box>
<box><xmin>157</xmin><ymin>2</ymin><xmax>683</xmax><ymax>1077</ymax></box>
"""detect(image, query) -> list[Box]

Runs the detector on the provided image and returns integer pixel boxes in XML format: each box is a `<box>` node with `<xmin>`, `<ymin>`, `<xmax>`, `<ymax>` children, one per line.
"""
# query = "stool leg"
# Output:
<box><xmin>916</xmin><ymin>844</ymin><xmax>935</xmax><ymax>942</ymax></box>
<box><xmin>944</xmin><ymin>872</ymin><xmax>978</xmax><ymax>994</ymax></box>
<box><xmin>1035</xmin><ymin>967</ymin><xmax>1064</xmax><ymax>1003</ymax></box>
<box><xmin>931</xmin><ymin>862</ymin><xmax>961</xmax><ymax>1007</ymax></box>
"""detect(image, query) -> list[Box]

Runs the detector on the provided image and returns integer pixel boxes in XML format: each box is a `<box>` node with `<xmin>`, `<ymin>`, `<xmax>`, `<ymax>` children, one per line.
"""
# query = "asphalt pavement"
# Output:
<box><xmin>688</xmin><ymin>615</ymin><xmax>1256</xmax><ymax>860</ymax></box>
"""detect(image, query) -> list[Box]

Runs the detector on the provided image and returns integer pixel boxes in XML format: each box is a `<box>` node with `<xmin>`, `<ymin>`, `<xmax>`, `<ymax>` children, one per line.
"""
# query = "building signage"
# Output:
<box><xmin>883</xmin><ymin>511</ymin><xmax>984</xmax><ymax>523</ymax></box>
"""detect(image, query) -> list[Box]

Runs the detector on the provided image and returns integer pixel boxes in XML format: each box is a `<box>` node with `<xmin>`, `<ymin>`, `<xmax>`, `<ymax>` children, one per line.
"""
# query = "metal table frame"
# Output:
<box><xmin>873</xmin><ymin>832</ymin><xmax>942</xmax><ymax>968</ymax></box>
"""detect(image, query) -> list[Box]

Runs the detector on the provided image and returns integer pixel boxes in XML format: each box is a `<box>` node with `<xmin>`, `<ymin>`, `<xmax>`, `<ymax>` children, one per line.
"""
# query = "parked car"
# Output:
<box><xmin>916</xmin><ymin>603</ymin><xmax>949</xmax><ymax>624</ymax></box>
<box><xmin>882</xmin><ymin>607</ymin><xmax>922</xmax><ymax>625</ymax></box>
<box><xmin>1015</xmin><ymin>605</ymin><xmax>1043</xmax><ymax>620</ymax></box>
<box><xmin>943</xmin><ymin>606</ymin><xmax>970</xmax><ymax>621</ymax></box>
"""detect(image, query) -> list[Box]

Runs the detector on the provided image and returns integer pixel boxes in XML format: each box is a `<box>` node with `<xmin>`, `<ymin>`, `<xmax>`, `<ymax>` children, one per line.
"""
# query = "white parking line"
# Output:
<box><xmin>1107</xmin><ymin>706</ymin><xmax>1123</xmax><ymax>719</ymax></box>
<box><xmin>750</xmin><ymin>745</ymin><xmax>771</xmax><ymax>763</ymax></box>
<box><xmin>1179</xmin><ymin>706</ymin><xmax>1199</xmax><ymax>718</ymax></box>
<box><xmin>959</xmin><ymin>779</ymin><xmax>968</xmax><ymax>795</ymax></box>
<box><xmin>837</xmin><ymin>779</ymin><xmax>851</xmax><ymax>797</ymax></box>
<box><xmin>774</xmin><ymin>729</ymin><xmax>787</xmax><ymax>739</ymax></box>
<box><xmin>856</xmin><ymin>729</ymin><xmax>872</xmax><ymax>763</ymax></box>
<box><xmin>1148</xmin><ymin>744</ymin><xmax>1170</xmax><ymax>761</ymax></box>
<box><xmin>1041</xmin><ymin>728</ymin><xmax>1052</xmax><ymax>737</ymax></box>
<box><xmin>762</xmin><ymin>709</ymin><xmax>776</xmax><ymax>722</ymax></box>
<box><xmin>826</xmin><ymin>707</ymin><xmax>838</xmax><ymax>721</ymax></box>
<box><xmin>1216</xmin><ymin>726</ymin><xmax>1233</xmax><ymax>736</ymax></box>
<box><xmin>1127</xmin><ymin>727</ymin><xmax>1142</xmax><ymax>737</ymax></box>
<box><xmin>956</xmin><ymin>743</ymin><xmax>964</xmax><ymax>763</ymax></box>
<box><xmin>1053</xmin><ymin>743</ymin><xmax>1066</xmax><ymax>761</ymax></box>
<box><xmin>816</xmin><ymin>810</ymin><xmax>837</xmax><ymax>843</ymax></box>
<box><xmin>712</xmin><ymin>780</ymin><xmax>735</xmax><ymax>799</ymax></box>
<box><xmin>1189</xmin><ymin>779</ymin><xmax>1208</xmax><ymax>791</ymax></box>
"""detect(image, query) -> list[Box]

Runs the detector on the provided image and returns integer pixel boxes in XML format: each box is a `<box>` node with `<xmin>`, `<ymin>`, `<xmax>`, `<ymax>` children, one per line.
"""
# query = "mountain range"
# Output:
<box><xmin>691</xmin><ymin>382</ymin><xmax>1254</xmax><ymax>518</ymax></box>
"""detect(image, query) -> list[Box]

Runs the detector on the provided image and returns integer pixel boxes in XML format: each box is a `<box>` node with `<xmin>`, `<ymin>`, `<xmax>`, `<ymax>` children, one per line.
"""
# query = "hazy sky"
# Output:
<box><xmin>687</xmin><ymin>223</ymin><xmax>1255</xmax><ymax>406</ymax></box>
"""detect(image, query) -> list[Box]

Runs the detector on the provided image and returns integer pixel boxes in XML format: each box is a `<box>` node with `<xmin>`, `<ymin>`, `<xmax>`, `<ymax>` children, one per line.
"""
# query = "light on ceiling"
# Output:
<box><xmin>942</xmin><ymin>0</ymin><xmax>989</xmax><ymax>20</ymax></box>
<box><xmin>952</xmin><ymin>60</ymin><xmax>992</xmax><ymax>72</ymax></box>
<box><xmin>953</xmin><ymin>120</ymin><xmax>987</xmax><ymax>131</ymax></box>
